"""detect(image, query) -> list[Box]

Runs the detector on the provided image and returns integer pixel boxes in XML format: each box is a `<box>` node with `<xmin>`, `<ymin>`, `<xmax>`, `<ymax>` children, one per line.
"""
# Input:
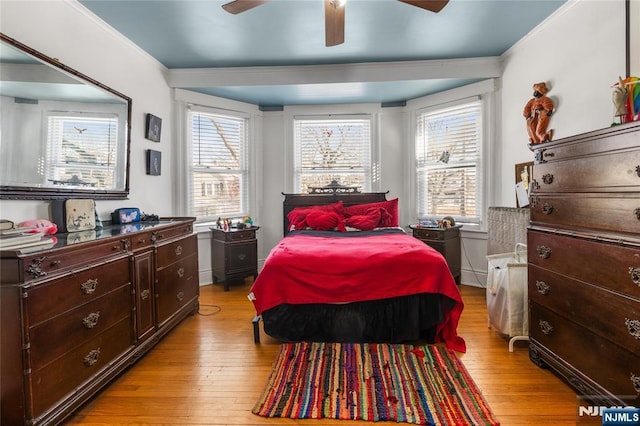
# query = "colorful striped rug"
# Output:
<box><xmin>253</xmin><ymin>342</ymin><xmax>499</xmax><ymax>425</ymax></box>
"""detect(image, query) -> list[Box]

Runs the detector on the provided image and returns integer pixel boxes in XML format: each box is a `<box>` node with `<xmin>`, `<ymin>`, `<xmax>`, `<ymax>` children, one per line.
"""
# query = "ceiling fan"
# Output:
<box><xmin>221</xmin><ymin>0</ymin><xmax>449</xmax><ymax>47</ymax></box>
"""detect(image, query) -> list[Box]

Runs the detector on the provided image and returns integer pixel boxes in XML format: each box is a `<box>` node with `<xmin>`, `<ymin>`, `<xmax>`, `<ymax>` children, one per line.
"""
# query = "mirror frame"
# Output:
<box><xmin>0</xmin><ymin>33</ymin><xmax>132</xmax><ymax>200</ymax></box>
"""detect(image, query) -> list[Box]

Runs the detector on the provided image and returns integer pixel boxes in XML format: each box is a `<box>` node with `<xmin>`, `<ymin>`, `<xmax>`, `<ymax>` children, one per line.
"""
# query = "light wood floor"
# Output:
<box><xmin>68</xmin><ymin>282</ymin><xmax>586</xmax><ymax>425</ymax></box>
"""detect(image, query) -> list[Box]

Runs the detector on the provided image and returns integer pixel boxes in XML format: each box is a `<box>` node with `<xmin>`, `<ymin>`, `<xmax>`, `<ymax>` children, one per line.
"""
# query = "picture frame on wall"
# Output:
<box><xmin>145</xmin><ymin>113</ymin><xmax>162</xmax><ymax>142</ymax></box>
<box><xmin>146</xmin><ymin>149</ymin><xmax>162</xmax><ymax>176</ymax></box>
<box><xmin>515</xmin><ymin>161</ymin><xmax>533</xmax><ymax>208</ymax></box>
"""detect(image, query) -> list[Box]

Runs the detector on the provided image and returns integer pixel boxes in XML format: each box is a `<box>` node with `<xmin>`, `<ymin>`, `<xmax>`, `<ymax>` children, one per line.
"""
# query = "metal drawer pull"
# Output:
<box><xmin>51</xmin><ymin>260</ymin><xmax>62</xmax><ymax>266</ymax></box>
<box><xmin>635</xmin><ymin>208</ymin><xmax>640</xmax><ymax>220</ymax></box>
<box><xmin>177</xmin><ymin>267</ymin><xmax>185</xmax><ymax>278</ymax></box>
<box><xmin>542</xmin><ymin>173</ymin><xmax>554</xmax><ymax>184</ymax></box>
<box><xmin>238</xmin><ymin>253</ymin><xmax>247</xmax><ymax>261</ymax></box>
<box><xmin>535</xmin><ymin>280</ymin><xmax>550</xmax><ymax>295</ymax></box>
<box><xmin>626</xmin><ymin>319</ymin><xmax>640</xmax><ymax>339</ymax></box>
<box><xmin>82</xmin><ymin>312</ymin><xmax>100</xmax><ymax>329</ymax></box>
<box><xmin>176</xmin><ymin>291</ymin><xmax>184</xmax><ymax>302</ymax></box>
<box><xmin>630</xmin><ymin>267</ymin><xmax>640</xmax><ymax>286</ymax></box>
<box><xmin>632</xmin><ymin>373</ymin><xmax>640</xmax><ymax>393</ymax></box>
<box><xmin>80</xmin><ymin>278</ymin><xmax>98</xmax><ymax>295</ymax></box>
<box><xmin>536</xmin><ymin>246</ymin><xmax>552</xmax><ymax>259</ymax></box>
<box><xmin>140</xmin><ymin>289</ymin><xmax>150</xmax><ymax>300</ymax></box>
<box><xmin>636</xmin><ymin>165</ymin><xmax>640</xmax><ymax>178</ymax></box>
<box><xmin>539</xmin><ymin>320</ymin><xmax>554</xmax><ymax>335</ymax></box>
<box><xmin>542</xmin><ymin>203</ymin><xmax>554</xmax><ymax>214</ymax></box>
<box><xmin>83</xmin><ymin>348</ymin><xmax>101</xmax><ymax>367</ymax></box>
<box><xmin>175</xmin><ymin>245</ymin><xmax>183</xmax><ymax>256</ymax></box>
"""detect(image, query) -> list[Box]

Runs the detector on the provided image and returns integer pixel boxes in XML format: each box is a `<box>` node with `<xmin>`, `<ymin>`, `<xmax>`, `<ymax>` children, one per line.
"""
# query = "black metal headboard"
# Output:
<box><xmin>282</xmin><ymin>184</ymin><xmax>389</xmax><ymax>236</ymax></box>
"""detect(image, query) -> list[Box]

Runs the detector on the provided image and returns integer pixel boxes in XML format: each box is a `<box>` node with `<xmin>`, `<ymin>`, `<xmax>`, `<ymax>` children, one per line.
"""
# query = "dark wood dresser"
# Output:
<box><xmin>527</xmin><ymin>121</ymin><xmax>640</xmax><ymax>406</ymax></box>
<box><xmin>211</xmin><ymin>227</ymin><xmax>258</xmax><ymax>291</ymax></box>
<box><xmin>412</xmin><ymin>225</ymin><xmax>462</xmax><ymax>284</ymax></box>
<box><xmin>1</xmin><ymin>218</ymin><xmax>199</xmax><ymax>425</ymax></box>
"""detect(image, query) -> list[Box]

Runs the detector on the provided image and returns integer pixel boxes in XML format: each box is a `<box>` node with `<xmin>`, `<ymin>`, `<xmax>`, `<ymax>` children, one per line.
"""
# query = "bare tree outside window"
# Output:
<box><xmin>190</xmin><ymin>110</ymin><xmax>248</xmax><ymax>220</ymax></box>
<box><xmin>415</xmin><ymin>101</ymin><xmax>482</xmax><ymax>224</ymax></box>
<box><xmin>294</xmin><ymin>117</ymin><xmax>372</xmax><ymax>193</ymax></box>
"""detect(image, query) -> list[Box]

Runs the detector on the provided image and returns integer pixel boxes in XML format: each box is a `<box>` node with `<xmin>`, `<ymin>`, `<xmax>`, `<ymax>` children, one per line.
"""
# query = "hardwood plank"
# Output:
<box><xmin>68</xmin><ymin>282</ymin><xmax>583</xmax><ymax>425</ymax></box>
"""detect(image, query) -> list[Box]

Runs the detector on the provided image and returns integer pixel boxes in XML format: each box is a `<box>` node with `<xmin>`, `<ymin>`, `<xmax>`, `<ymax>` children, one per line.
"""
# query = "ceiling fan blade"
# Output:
<box><xmin>222</xmin><ymin>0</ymin><xmax>269</xmax><ymax>14</ymax></box>
<box><xmin>397</xmin><ymin>0</ymin><xmax>449</xmax><ymax>13</ymax></box>
<box><xmin>324</xmin><ymin>0</ymin><xmax>345</xmax><ymax>47</ymax></box>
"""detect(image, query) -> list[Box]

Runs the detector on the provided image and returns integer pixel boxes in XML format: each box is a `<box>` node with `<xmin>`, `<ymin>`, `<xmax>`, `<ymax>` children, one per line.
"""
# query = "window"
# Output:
<box><xmin>46</xmin><ymin>114</ymin><xmax>121</xmax><ymax>188</ymax></box>
<box><xmin>293</xmin><ymin>116</ymin><xmax>372</xmax><ymax>192</ymax></box>
<box><xmin>415</xmin><ymin>100</ymin><xmax>482</xmax><ymax>225</ymax></box>
<box><xmin>188</xmin><ymin>108</ymin><xmax>248</xmax><ymax>221</ymax></box>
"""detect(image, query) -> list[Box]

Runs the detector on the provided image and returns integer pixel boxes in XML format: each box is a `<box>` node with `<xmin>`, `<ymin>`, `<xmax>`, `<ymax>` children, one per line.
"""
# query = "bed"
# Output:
<box><xmin>250</xmin><ymin>183</ymin><xmax>466</xmax><ymax>353</ymax></box>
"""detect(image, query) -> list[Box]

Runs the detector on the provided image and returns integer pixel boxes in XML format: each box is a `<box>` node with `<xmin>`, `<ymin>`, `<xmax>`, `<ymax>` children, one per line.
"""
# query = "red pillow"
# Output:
<box><xmin>344</xmin><ymin>207</ymin><xmax>382</xmax><ymax>231</ymax></box>
<box><xmin>344</xmin><ymin>198</ymin><xmax>398</xmax><ymax>227</ymax></box>
<box><xmin>287</xmin><ymin>201</ymin><xmax>344</xmax><ymax>231</ymax></box>
<box><xmin>305</xmin><ymin>210</ymin><xmax>346</xmax><ymax>232</ymax></box>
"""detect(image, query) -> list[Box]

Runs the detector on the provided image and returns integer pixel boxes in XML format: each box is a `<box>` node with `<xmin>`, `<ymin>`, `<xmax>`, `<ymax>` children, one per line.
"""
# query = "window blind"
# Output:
<box><xmin>46</xmin><ymin>115</ymin><xmax>118</xmax><ymax>188</ymax></box>
<box><xmin>293</xmin><ymin>117</ymin><xmax>371</xmax><ymax>192</ymax></box>
<box><xmin>415</xmin><ymin>100</ymin><xmax>482</xmax><ymax>223</ymax></box>
<box><xmin>189</xmin><ymin>109</ymin><xmax>248</xmax><ymax>220</ymax></box>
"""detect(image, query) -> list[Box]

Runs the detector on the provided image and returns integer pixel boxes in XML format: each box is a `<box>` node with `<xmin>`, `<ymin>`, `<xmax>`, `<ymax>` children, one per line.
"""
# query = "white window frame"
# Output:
<box><xmin>186</xmin><ymin>105</ymin><xmax>249</xmax><ymax>222</ymax></box>
<box><xmin>174</xmin><ymin>89</ymin><xmax>262</xmax><ymax>226</ymax></box>
<box><xmin>292</xmin><ymin>114</ymin><xmax>374</xmax><ymax>193</ymax></box>
<box><xmin>45</xmin><ymin>111</ymin><xmax>125</xmax><ymax>190</ymax></box>
<box><xmin>407</xmin><ymin>80</ymin><xmax>496</xmax><ymax>232</ymax></box>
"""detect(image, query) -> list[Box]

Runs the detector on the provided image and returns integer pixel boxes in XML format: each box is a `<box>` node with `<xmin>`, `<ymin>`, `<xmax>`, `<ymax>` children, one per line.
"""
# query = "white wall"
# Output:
<box><xmin>496</xmin><ymin>0</ymin><xmax>627</xmax><ymax>207</ymax></box>
<box><xmin>0</xmin><ymin>0</ymin><xmax>174</xmax><ymax>222</ymax></box>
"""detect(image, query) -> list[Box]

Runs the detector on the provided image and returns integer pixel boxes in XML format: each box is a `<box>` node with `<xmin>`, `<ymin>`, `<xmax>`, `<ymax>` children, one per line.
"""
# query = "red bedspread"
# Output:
<box><xmin>249</xmin><ymin>229</ymin><xmax>466</xmax><ymax>352</ymax></box>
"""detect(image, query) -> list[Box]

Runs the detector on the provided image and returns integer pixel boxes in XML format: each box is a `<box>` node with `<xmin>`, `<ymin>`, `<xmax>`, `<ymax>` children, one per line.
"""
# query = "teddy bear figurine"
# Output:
<box><xmin>523</xmin><ymin>82</ymin><xmax>554</xmax><ymax>144</ymax></box>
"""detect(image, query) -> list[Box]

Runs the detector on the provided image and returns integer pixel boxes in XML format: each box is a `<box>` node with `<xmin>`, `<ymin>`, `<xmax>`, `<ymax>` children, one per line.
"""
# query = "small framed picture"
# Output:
<box><xmin>146</xmin><ymin>149</ymin><xmax>162</xmax><ymax>176</ymax></box>
<box><xmin>145</xmin><ymin>113</ymin><xmax>162</xmax><ymax>142</ymax></box>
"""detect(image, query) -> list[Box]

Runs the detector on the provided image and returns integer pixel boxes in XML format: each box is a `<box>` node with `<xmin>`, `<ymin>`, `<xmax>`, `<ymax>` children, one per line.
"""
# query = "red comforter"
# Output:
<box><xmin>249</xmin><ymin>229</ymin><xmax>466</xmax><ymax>352</ymax></box>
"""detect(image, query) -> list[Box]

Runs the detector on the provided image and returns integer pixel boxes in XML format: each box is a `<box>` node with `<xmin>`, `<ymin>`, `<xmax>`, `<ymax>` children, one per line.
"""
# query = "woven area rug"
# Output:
<box><xmin>253</xmin><ymin>342</ymin><xmax>499</xmax><ymax>425</ymax></box>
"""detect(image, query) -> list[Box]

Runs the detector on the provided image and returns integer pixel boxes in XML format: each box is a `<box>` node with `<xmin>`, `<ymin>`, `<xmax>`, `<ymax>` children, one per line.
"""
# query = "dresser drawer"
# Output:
<box><xmin>130</xmin><ymin>230</ymin><xmax>154</xmax><ymax>251</ymax></box>
<box><xmin>29</xmin><ymin>284</ymin><xmax>132</xmax><ymax>369</ymax></box>
<box><xmin>412</xmin><ymin>226</ymin><xmax>460</xmax><ymax>241</ymax></box>
<box><xmin>533</xmin><ymin>149</ymin><xmax>640</xmax><ymax>193</ymax></box>
<box><xmin>30</xmin><ymin>317</ymin><xmax>132</xmax><ymax>419</ymax></box>
<box><xmin>226</xmin><ymin>229</ymin><xmax>256</xmax><ymax>241</ymax></box>
<box><xmin>156</xmin><ymin>254</ymin><xmax>198</xmax><ymax>325</ymax></box>
<box><xmin>21</xmin><ymin>239</ymin><xmax>128</xmax><ymax>282</ymax></box>
<box><xmin>152</xmin><ymin>222</ymin><xmax>194</xmax><ymax>244</ymax></box>
<box><xmin>155</xmin><ymin>234</ymin><xmax>197</xmax><ymax>266</ymax></box>
<box><xmin>534</xmin><ymin>123</ymin><xmax>639</xmax><ymax>164</ymax></box>
<box><xmin>529</xmin><ymin>265</ymin><xmax>640</xmax><ymax>354</ymax></box>
<box><xmin>528</xmin><ymin>231</ymin><xmax>640</xmax><ymax>300</ymax></box>
<box><xmin>530</xmin><ymin>193</ymin><xmax>640</xmax><ymax>234</ymax></box>
<box><xmin>226</xmin><ymin>241</ymin><xmax>257</xmax><ymax>273</ymax></box>
<box><xmin>530</xmin><ymin>303</ymin><xmax>640</xmax><ymax>402</ymax></box>
<box><xmin>26</xmin><ymin>257</ymin><xmax>131</xmax><ymax>325</ymax></box>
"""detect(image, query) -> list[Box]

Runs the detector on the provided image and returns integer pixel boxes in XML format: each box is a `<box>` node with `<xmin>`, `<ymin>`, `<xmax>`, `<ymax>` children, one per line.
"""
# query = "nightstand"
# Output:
<box><xmin>210</xmin><ymin>227</ymin><xmax>259</xmax><ymax>291</ymax></box>
<box><xmin>411</xmin><ymin>225</ymin><xmax>462</xmax><ymax>284</ymax></box>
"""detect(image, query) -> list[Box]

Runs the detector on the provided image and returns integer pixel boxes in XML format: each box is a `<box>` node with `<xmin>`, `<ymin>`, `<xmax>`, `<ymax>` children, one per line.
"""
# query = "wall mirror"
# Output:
<box><xmin>0</xmin><ymin>33</ymin><xmax>132</xmax><ymax>200</ymax></box>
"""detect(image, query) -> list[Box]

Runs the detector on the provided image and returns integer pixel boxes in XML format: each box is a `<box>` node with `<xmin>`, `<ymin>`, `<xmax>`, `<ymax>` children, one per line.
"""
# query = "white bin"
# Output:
<box><xmin>486</xmin><ymin>243</ymin><xmax>528</xmax><ymax>351</ymax></box>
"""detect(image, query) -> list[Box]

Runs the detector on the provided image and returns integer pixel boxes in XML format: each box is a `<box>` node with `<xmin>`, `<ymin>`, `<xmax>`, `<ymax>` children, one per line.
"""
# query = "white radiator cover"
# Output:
<box><xmin>487</xmin><ymin>207</ymin><xmax>530</xmax><ymax>256</ymax></box>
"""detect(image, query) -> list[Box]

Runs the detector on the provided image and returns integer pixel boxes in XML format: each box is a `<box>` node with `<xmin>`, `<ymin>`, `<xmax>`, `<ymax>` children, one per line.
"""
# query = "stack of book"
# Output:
<box><xmin>0</xmin><ymin>220</ymin><xmax>55</xmax><ymax>253</ymax></box>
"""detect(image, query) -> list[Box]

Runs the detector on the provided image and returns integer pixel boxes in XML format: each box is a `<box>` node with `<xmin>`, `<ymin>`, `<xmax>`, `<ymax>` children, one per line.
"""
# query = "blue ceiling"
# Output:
<box><xmin>78</xmin><ymin>0</ymin><xmax>566</xmax><ymax>106</ymax></box>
